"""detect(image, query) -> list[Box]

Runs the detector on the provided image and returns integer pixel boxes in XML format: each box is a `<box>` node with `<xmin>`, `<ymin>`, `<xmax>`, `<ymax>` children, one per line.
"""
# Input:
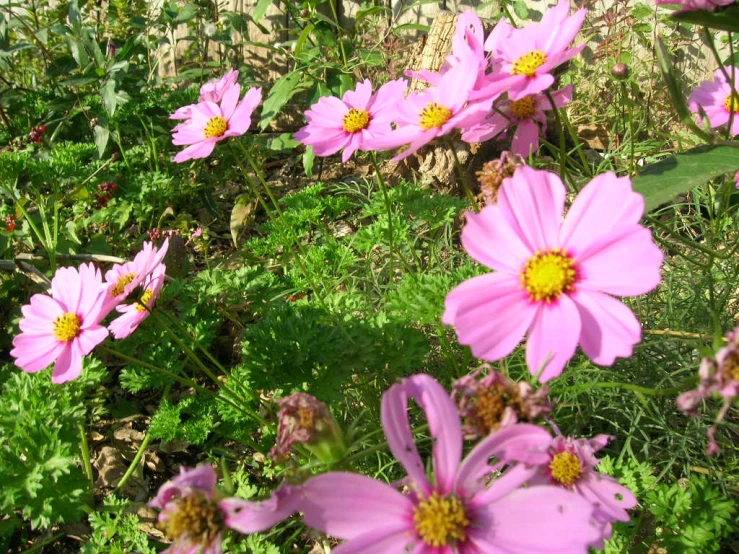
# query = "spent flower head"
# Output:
<box><xmin>150</xmin><ymin>464</ymin><xmax>303</xmax><ymax>553</ymax></box>
<box><xmin>443</xmin><ymin>166</ymin><xmax>664</xmax><ymax>382</ymax></box>
<box><xmin>269</xmin><ymin>392</ymin><xmax>345</xmax><ymax>463</ymax></box>
<box><xmin>475</xmin><ymin>151</ymin><xmax>525</xmax><ymax>205</ymax></box>
<box><xmin>11</xmin><ymin>263</ymin><xmax>109</xmax><ymax>383</ymax></box>
<box><xmin>452</xmin><ymin>364</ymin><xmax>552</xmax><ymax>438</ymax></box>
<box><xmin>678</xmin><ymin>327</ymin><xmax>739</xmax><ymax>455</ymax></box>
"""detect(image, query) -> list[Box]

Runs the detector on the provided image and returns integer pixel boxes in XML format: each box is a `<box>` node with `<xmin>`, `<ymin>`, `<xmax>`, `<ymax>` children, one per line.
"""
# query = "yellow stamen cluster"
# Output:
<box><xmin>549</xmin><ymin>451</ymin><xmax>583</xmax><ymax>487</ymax></box>
<box><xmin>342</xmin><ymin>108</ymin><xmax>371</xmax><ymax>133</ymax></box>
<box><xmin>509</xmin><ymin>96</ymin><xmax>537</xmax><ymax>120</ymax></box>
<box><xmin>53</xmin><ymin>312</ymin><xmax>82</xmax><ymax>342</ymax></box>
<box><xmin>521</xmin><ymin>248</ymin><xmax>577</xmax><ymax>302</ymax></box>
<box><xmin>512</xmin><ymin>50</ymin><xmax>547</xmax><ymax>77</ymax></box>
<box><xmin>204</xmin><ymin>115</ymin><xmax>228</xmax><ymax>138</ymax></box>
<box><xmin>111</xmin><ymin>272</ymin><xmax>136</xmax><ymax>297</ymax></box>
<box><xmin>419</xmin><ymin>102</ymin><xmax>453</xmax><ymax>130</ymax></box>
<box><xmin>135</xmin><ymin>288</ymin><xmax>155</xmax><ymax>312</ymax></box>
<box><xmin>724</xmin><ymin>93</ymin><xmax>739</xmax><ymax>114</ymax></box>
<box><xmin>413</xmin><ymin>492</ymin><xmax>470</xmax><ymax>547</ymax></box>
<box><xmin>164</xmin><ymin>494</ymin><xmax>224</xmax><ymax>547</ymax></box>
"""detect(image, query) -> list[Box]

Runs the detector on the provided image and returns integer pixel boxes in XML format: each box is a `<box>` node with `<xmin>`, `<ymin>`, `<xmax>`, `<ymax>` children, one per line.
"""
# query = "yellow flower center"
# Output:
<box><xmin>111</xmin><ymin>272</ymin><xmax>136</xmax><ymax>297</ymax></box>
<box><xmin>509</xmin><ymin>96</ymin><xmax>537</xmax><ymax>120</ymax></box>
<box><xmin>413</xmin><ymin>492</ymin><xmax>470</xmax><ymax>547</ymax></box>
<box><xmin>723</xmin><ymin>351</ymin><xmax>739</xmax><ymax>381</ymax></box>
<box><xmin>419</xmin><ymin>102</ymin><xmax>453</xmax><ymax>130</ymax></box>
<box><xmin>342</xmin><ymin>108</ymin><xmax>371</xmax><ymax>133</ymax></box>
<box><xmin>53</xmin><ymin>312</ymin><xmax>82</xmax><ymax>342</ymax></box>
<box><xmin>512</xmin><ymin>50</ymin><xmax>547</xmax><ymax>77</ymax></box>
<box><xmin>724</xmin><ymin>93</ymin><xmax>739</xmax><ymax>113</ymax></box>
<box><xmin>521</xmin><ymin>248</ymin><xmax>577</xmax><ymax>302</ymax></box>
<box><xmin>203</xmin><ymin>115</ymin><xmax>228</xmax><ymax>138</ymax></box>
<box><xmin>135</xmin><ymin>288</ymin><xmax>155</xmax><ymax>312</ymax></box>
<box><xmin>164</xmin><ymin>494</ymin><xmax>224</xmax><ymax>547</ymax></box>
<box><xmin>549</xmin><ymin>451</ymin><xmax>582</xmax><ymax>487</ymax></box>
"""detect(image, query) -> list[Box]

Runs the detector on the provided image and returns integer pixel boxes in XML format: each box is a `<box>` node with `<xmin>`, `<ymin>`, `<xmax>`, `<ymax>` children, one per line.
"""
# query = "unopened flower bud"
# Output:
<box><xmin>270</xmin><ymin>393</ymin><xmax>346</xmax><ymax>464</ymax></box>
<box><xmin>611</xmin><ymin>63</ymin><xmax>630</xmax><ymax>80</ymax></box>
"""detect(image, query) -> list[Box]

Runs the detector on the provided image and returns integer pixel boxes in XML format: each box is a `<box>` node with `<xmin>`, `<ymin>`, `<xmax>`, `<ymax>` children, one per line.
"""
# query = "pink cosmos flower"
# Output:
<box><xmin>171</xmin><ymin>85</ymin><xmax>262</xmax><ymax>163</ymax></box>
<box><xmin>299</xmin><ymin>374</ymin><xmax>602</xmax><ymax>552</ymax></box>
<box><xmin>367</xmin><ymin>56</ymin><xmax>492</xmax><ymax>161</ymax></box>
<box><xmin>171</xmin><ymin>69</ymin><xmax>240</xmax><ymax>120</ymax></box>
<box><xmin>463</xmin><ymin>85</ymin><xmax>573</xmax><ymax>156</ymax></box>
<box><xmin>443</xmin><ymin>167</ymin><xmax>664</xmax><ymax>382</ymax></box>
<box><xmin>150</xmin><ymin>464</ymin><xmax>303</xmax><ymax>554</ymax></box>
<box><xmin>101</xmin><ymin>238</ymin><xmax>169</xmax><ymax>316</ymax></box>
<box><xmin>688</xmin><ymin>67</ymin><xmax>739</xmax><ymax>136</ymax></box>
<box><xmin>108</xmin><ymin>263</ymin><xmax>165</xmax><ymax>339</ymax></box>
<box><xmin>678</xmin><ymin>327</ymin><xmax>739</xmax><ymax>455</ymax></box>
<box><xmin>452</xmin><ymin>364</ymin><xmax>552</xmax><ymax>439</ymax></box>
<box><xmin>294</xmin><ymin>79</ymin><xmax>406</xmax><ymax>162</ymax></box>
<box><xmin>10</xmin><ymin>263</ymin><xmax>109</xmax><ymax>383</ymax></box>
<box><xmin>526</xmin><ymin>434</ymin><xmax>637</xmax><ymax>548</ymax></box>
<box><xmin>654</xmin><ymin>0</ymin><xmax>735</xmax><ymax>12</ymax></box>
<box><xmin>484</xmin><ymin>0</ymin><xmax>587</xmax><ymax>100</ymax></box>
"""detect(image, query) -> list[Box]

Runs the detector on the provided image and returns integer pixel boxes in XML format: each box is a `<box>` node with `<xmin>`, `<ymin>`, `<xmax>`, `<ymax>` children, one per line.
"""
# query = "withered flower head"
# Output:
<box><xmin>475</xmin><ymin>152</ymin><xmax>525</xmax><ymax>205</ymax></box>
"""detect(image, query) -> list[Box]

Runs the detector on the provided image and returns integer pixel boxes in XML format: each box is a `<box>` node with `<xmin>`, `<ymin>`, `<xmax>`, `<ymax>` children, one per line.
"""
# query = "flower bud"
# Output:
<box><xmin>611</xmin><ymin>63</ymin><xmax>630</xmax><ymax>80</ymax></box>
<box><xmin>270</xmin><ymin>393</ymin><xmax>346</xmax><ymax>464</ymax></box>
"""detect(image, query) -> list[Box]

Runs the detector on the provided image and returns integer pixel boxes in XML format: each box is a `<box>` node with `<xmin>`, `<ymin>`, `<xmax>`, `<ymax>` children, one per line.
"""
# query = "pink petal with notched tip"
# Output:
<box><xmin>526</xmin><ymin>296</ymin><xmax>581</xmax><ymax>382</ymax></box>
<box><xmin>570</xmin><ymin>289</ymin><xmax>641</xmax><ymax>366</ymax></box>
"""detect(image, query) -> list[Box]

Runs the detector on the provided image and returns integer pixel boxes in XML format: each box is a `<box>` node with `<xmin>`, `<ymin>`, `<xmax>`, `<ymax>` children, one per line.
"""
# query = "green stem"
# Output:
<box><xmin>231</xmin><ymin>141</ymin><xmax>330</xmax><ymax>312</ymax></box>
<box><xmin>19</xmin><ymin>532</ymin><xmax>66</xmax><ymax>554</ymax></box>
<box><xmin>78</xmin><ymin>424</ymin><xmax>94</xmax><ymax>494</ymax></box>
<box><xmin>328</xmin><ymin>0</ymin><xmax>348</xmax><ymax>67</ymax></box>
<box><xmin>561</xmin><ymin>379</ymin><xmax>697</xmax><ymax>397</ymax></box>
<box><xmin>645</xmin><ymin>215</ymin><xmax>723</xmax><ymax>260</ymax></box>
<box><xmin>544</xmin><ymin>90</ymin><xmax>569</xmax><ymax>184</ymax></box>
<box><xmin>559</xmin><ymin>104</ymin><xmax>592</xmax><ymax>178</ymax></box>
<box><xmin>370</xmin><ymin>152</ymin><xmax>396</xmax><ymax>281</ymax></box>
<box><xmin>114</xmin><ymin>431</ymin><xmax>152</xmax><ymax>493</ymax></box>
<box><xmin>447</xmin><ymin>138</ymin><xmax>478</xmax><ymax>210</ymax></box>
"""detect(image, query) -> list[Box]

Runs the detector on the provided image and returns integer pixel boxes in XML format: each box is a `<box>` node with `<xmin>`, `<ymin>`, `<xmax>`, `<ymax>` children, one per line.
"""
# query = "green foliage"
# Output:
<box><xmin>81</xmin><ymin>495</ymin><xmax>156</xmax><ymax>554</ymax></box>
<box><xmin>0</xmin><ymin>361</ymin><xmax>105</xmax><ymax>532</ymax></box>
<box><xmin>633</xmin><ymin>145</ymin><xmax>739</xmax><ymax>212</ymax></box>
<box><xmin>149</xmin><ymin>395</ymin><xmax>217</xmax><ymax>445</ymax></box>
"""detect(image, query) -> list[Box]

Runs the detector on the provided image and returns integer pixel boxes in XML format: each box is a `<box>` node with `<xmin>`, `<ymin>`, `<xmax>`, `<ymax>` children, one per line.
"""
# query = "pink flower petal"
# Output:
<box><xmin>173</xmin><ymin>138</ymin><xmax>219</xmax><ymax>163</ymax></box>
<box><xmin>577</xmin><ymin>472</ymin><xmax>637</xmax><ymax>523</ymax></box>
<box><xmin>300</xmin><ymin>473</ymin><xmax>413</xmax><ymax>540</ymax></box>
<box><xmin>560</xmin><ymin>172</ymin><xmax>644</xmax><ymax>259</ymax></box>
<box><xmin>497</xmin><ymin>166</ymin><xmax>565</xmax><ymax>253</ymax></box>
<box><xmin>331</xmin><ymin>527</ymin><xmax>415</xmax><ymax>554</ymax></box>
<box><xmin>219</xmin><ymin>82</ymin><xmax>241</xmax><ymax>120</ymax></box>
<box><xmin>576</xmin><ymin>225</ymin><xmax>663</xmax><ymax>296</ymax></box>
<box><xmin>444</xmin><ymin>273</ymin><xmax>537</xmax><ymax>363</ymax></box>
<box><xmin>511</xmin><ymin>120</ymin><xmax>539</xmax><ymax>156</ymax></box>
<box><xmin>51</xmin><ymin>343</ymin><xmax>83</xmax><ymax>383</ymax></box>
<box><xmin>460</xmin><ymin>206</ymin><xmax>532</xmax><ymax>273</ymax></box>
<box><xmin>402</xmin><ymin>375</ymin><xmax>462</xmax><ymax>495</ymax></box>
<box><xmin>74</xmin><ymin>325</ymin><xmax>109</xmax><ymax>356</ymax></box>
<box><xmin>381</xmin><ymin>383</ymin><xmax>431</xmax><ymax>494</ymax></box>
<box><xmin>526</xmin><ymin>296</ymin><xmax>581</xmax><ymax>382</ymax></box>
<box><xmin>570</xmin><ymin>289</ymin><xmax>641</xmax><ymax>366</ymax></box>
<box><xmin>222</xmin><ymin>484</ymin><xmax>302</xmax><ymax>534</ymax></box>
<box><xmin>475</xmin><ymin>486</ymin><xmax>601</xmax><ymax>553</ymax></box>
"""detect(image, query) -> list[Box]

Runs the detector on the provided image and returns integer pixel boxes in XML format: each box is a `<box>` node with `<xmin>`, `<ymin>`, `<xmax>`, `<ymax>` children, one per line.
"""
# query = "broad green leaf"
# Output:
<box><xmin>632</xmin><ymin>145</ymin><xmax>739</xmax><ymax>212</ymax></box>
<box><xmin>253</xmin><ymin>0</ymin><xmax>273</xmax><ymax>23</ymax></box>
<box><xmin>93</xmin><ymin>123</ymin><xmax>109</xmax><ymax>158</ymax></box>
<box><xmin>672</xmin><ymin>5</ymin><xmax>739</xmax><ymax>32</ymax></box>
<box><xmin>259</xmin><ymin>71</ymin><xmax>303</xmax><ymax>131</ymax></box>
<box><xmin>302</xmin><ymin>146</ymin><xmax>315</xmax><ymax>178</ymax></box>
<box><xmin>230</xmin><ymin>193</ymin><xmax>255</xmax><ymax>247</ymax></box>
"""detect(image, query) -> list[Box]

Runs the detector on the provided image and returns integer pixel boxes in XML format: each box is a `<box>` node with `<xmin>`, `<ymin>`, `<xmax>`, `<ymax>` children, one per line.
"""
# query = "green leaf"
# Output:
<box><xmin>303</xmin><ymin>146</ymin><xmax>315</xmax><ymax>178</ymax></box>
<box><xmin>632</xmin><ymin>145</ymin><xmax>739</xmax><ymax>212</ymax></box>
<box><xmin>230</xmin><ymin>193</ymin><xmax>255</xmax><ymax>247</ymax></box>
<box><xmin>259</xmin><ymin>71</ymin><xmax>302</xmax><ymax>131</ymax></box>
<box><xmin>93</xmin><ymin>123</ymin><xmax>109</xmax><ymax>158</ymax></box>
<box><xmin>253</xmin><ymin>0</ymin><xmax>273</xmax><ymax>23</ymax></box>
<box><xmin>671</xmin><ymin>5</ymin><xmax>739</xmax><ymax>32</ymax></box>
